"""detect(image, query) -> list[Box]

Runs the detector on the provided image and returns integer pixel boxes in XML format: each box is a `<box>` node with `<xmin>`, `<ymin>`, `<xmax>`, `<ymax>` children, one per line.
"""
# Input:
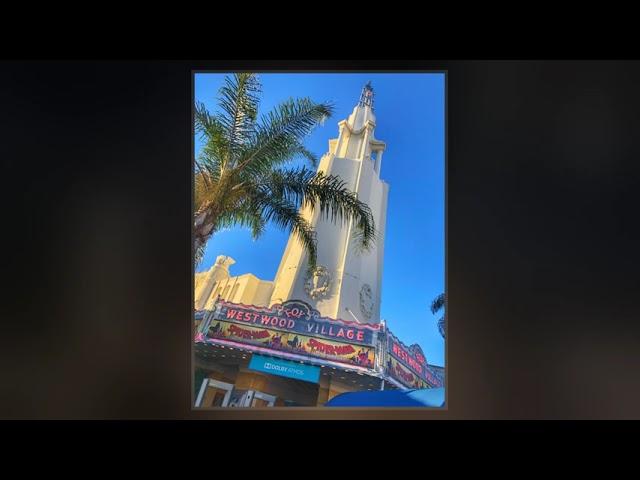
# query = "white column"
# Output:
<box><xmin>357</xmin><ymin>126</ymin><xmax>371</xmax><ymax>162</ymax></box>
<box><xmin>374</xmin><ymin>149</ymin><xmax>383</xmax><ymax>173</ymax></box>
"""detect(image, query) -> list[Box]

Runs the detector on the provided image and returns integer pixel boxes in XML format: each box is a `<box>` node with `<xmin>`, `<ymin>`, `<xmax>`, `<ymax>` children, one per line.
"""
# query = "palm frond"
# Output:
<box><xmin>238</xmin><ymin>98</ymin><xmax>333</xmax><ymax>176</ymax></box>
<box><xmin>215</xmin><ymin>202</ymin><xmax>266</xmax><ymax>241</ymax></box>
<box><xmin>195</xmin><ymin>101</ymin><xmax>228</xmax><ymax>175</ymax></box>
<box><xmin>196</xmin><ymin>148</ymin><xmax>222</xmax><ymax>182</ymax></box>
<box><xmin>194</xmin><ymin>167</ymin><xmax>224</xmax><ymax>214</ymax></box>
<box><xmin>437</xmin><ymin>315</ymin><xmax>445</xmax><ymax>339</ymax></box>
<box><xmin>251</xmin><ymin>191</ymin><xmax>318</xmax><ymax>269</ymax></box>
<box><xmin>290</xmin><ymin>143</ymin><xmax>319</xmax><ymax>168</ymax></box>
<box><xmin>195</xmin><ymin>241</ymin><xmax>207</xmax><ymax>268</ymax></box>
<box><xmin>432</xmin><ymin>293</ymin><xmax>446</xmax><ymax>339</ymax></box>
<box><xmin>192</xmin><ymin>74</ymin><xmax>348</xmax><ymax>272</ymax></box>
<box><xmin>216</xmin><ymin>73</ymin><xmax>261</xmax><ymax>166</ymax></box>
<box><xmin>194</xmin><ymin>171</ymin><xmax>206</xmax><ymax>204</ymax></box>
<box><xmin>261</xmin><ymin>167</ymin><xmax>376</xmax><ymax>250</ymax></box>
<box><xmin>431</xmin><ymin>293</ymin><xmax>445</xmax><ymax>315</ymax></box>
<box><xmin>194</xmin><ymin>101</ymin><xmax>223</xmax><ymax>139</ymax></box>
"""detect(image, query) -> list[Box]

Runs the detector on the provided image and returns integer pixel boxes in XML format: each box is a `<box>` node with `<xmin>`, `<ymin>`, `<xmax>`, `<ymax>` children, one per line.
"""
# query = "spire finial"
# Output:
<box><xmin>358</xmin><ymin>81</ymin><xmax>375</xmax><ymax>110</ymax></box>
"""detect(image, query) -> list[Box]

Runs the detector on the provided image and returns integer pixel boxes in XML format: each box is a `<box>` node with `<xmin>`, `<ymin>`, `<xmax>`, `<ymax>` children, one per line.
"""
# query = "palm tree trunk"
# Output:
<box><xmin>194</xmin><ymin>203</ymin><xmax>220</xmax><ymax>253</ymax></box>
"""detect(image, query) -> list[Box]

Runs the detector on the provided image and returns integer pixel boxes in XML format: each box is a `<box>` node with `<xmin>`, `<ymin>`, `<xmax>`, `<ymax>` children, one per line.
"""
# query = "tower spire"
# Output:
<box><xmin>358</xmin><ymin>81</ymin><xmax>375</xmax><ymax>110</ymax></box>
<box><xmin>269</xmin><ymin>80</ymin><xmax>388</xmax><ymax>324</ymax></box>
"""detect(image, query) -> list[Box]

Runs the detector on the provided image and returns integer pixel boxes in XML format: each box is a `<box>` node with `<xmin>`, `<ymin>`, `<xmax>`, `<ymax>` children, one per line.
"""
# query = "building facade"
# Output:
<box><xmin>194</xmin><ymin>83</ymin><xmax>444</xmax><ymax>407</ymax></box>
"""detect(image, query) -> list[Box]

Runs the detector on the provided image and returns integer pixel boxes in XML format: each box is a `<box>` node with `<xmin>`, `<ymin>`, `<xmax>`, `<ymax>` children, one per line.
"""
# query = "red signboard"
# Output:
<box><xmin>201</xmin><ymin>300</ymin><xmax>377</xmax><ymax>369</ymax></box>
<box><xmin>387</xmin><ymin>330</ymin><xmax>443</xmax><ymax>388</ymax></box>
<box><xmin>216</xmin><ymin>299</ymin><xmax>378</xmax><ymax>346</ymax></box>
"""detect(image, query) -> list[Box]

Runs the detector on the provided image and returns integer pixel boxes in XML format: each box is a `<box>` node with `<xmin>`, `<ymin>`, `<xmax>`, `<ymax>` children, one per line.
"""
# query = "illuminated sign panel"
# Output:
<box><xmin>203</xmin><ymin>300</ymin><xmax>377</xmax><ymax>369</ymax></box>
<box><xmin>388</xmin><ymin>357</ymin><xmax>430</xmax><ymax>389</ymax></box>
<box><xmin>196</xmin><ymin>300</ymin><xmax>445</xmax><ymax>388</ymax></box>
<box><xmin>386</xmin><ymin>331</ymin><xmax>443</xmax><ymax>388</ymax></box>
<box><xmin>214</xmin><ymin>300</ymin><xmax>378</xmax><ymax>346</ymax></box>
<box><xmin>249</xmin><ymin>354</ymin><xmax>321</xmax><ymax>383</ymax></box>
<box><xmin>214</xmin><ymin>300</ymin><xmax>380</xmax><ymax>346</ymax></box>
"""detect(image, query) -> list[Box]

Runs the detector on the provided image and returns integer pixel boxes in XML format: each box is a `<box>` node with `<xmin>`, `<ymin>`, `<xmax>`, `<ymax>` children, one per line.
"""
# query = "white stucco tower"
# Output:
<box><xmin>269</xmin><ymin>83</ymin><xmax>389</xmax><ymax>324</ymax></box>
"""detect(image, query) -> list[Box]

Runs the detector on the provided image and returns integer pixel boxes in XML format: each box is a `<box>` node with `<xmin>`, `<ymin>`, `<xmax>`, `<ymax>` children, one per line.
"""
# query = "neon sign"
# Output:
<box><xmin>215</xmin><ymin>299</ymin><xmax>378</xmax><ymax>346</ymax></box>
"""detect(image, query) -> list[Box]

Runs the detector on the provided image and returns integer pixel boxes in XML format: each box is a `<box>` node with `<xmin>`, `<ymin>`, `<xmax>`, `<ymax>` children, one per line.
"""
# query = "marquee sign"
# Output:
<box><xmin>386</xmin><ymin>331</ymin><xmax>443</xmax><ymax>388</ymax></box>
<box><xmin>196</xmin><ymin>300</ymin><xmax>445</xmax><ymax>388</ymax></box>
<box><xmin>387</xmin><ymin>357</ymin><xmax>430</xmax><ymax>389</ymax></box>
<box><xmin>205</xmin><ymin>318</ymin><xmax>375</xmax><ymax>369</ymax></box>
<box><xmin>201</xmin><ymin>300</ymin><xmax>377</xmax><ymax>369</ymax></box>
<box><xmin>212</xmin><ymin>300</ymin><xmax>379</xmax><ymax>346</ymax></box>
<box><xmin>425</xmin><ymin>365</ymin><xmax>445</xmax><ymax>387</ymax></box>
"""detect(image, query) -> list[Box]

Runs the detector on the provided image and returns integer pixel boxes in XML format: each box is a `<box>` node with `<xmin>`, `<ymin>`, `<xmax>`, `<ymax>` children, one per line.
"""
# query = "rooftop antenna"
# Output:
<box><xmin>358</xmin><ymin>81</ymin><xmax>375</xmax><ymax>110</ymax></box>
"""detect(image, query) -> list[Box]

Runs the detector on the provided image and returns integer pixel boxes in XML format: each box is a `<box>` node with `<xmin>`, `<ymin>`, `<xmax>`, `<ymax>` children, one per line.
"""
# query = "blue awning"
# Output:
<box><xmin>324</xmin><ymin>388</ymin><xmax>445</xmax><ymax>407</ymax></box>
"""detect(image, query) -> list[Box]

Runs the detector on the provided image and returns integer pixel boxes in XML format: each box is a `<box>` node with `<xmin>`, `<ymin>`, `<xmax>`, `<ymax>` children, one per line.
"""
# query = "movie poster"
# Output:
<box><xmin>206</xmin><ymin>318</ymin><xmax>375</xmax><ymax>369</ymax></box>
<box><xmin>387</xmin><ymin>357</ymin><xmax>430</xmax><ymax>389</ymax></box>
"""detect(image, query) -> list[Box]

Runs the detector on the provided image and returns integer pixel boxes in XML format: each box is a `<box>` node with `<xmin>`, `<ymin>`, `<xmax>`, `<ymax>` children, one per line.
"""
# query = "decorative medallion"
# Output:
<box><xmin>360</xmin><ymin>284</ymin><xmax>374</xmax><ymax>319</ymax></box>
<box><xmin>304</xmin><ymin>266</ymin><xmax>332</xmax><ymax>300</ymax></box>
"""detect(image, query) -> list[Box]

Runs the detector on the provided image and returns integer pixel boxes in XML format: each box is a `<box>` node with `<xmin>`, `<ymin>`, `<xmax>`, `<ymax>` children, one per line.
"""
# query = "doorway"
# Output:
<box><xmin>250</xmin><ymin>390</ymin><xmax>277</xmax><ymax>407</ymax></box>
<box><xmin>195</xmin><ymin>378</ymin><xmax>234</xmax><ymax>407</ymax></box>
<box><xmin>228</xmin><ymin>389</ymin><xmax>277</xmax><ymax>407</ymax></box>
<box><xmin>195</xmin><ymin>380</ymin><xmax>278</xmax><ymax>408</ymax></box>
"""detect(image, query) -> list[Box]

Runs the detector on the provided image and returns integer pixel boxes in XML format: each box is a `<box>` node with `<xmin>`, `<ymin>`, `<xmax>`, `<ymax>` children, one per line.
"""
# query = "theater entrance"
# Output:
<box><xmin>195</xmin><ymin>378</ymin><xmax>234</xmax><ymax>407</ymax></box>
<box><xmin>195</xmin><ymin>379</ymin><xmax>278</xmax><ymax>408</ymax></box>
<box><xmin>227</xmin><ymin>389</ymin><xmax>277</xmax><ymax>407</ymax></box>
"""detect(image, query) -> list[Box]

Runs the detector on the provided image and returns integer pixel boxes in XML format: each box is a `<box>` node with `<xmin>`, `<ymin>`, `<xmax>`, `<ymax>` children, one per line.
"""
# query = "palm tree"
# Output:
<box><xmin>431</xmin><ymin>293</ymin><xmax>445</xmax><ymax>339</ymax></box>
<box><xmin>194</xmin><ymin>73</ymin><xmax>376</xmax><ymax>268</ymax></box>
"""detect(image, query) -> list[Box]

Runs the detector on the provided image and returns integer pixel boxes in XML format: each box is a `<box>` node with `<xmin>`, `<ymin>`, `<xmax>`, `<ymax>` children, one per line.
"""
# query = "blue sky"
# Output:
<box><xmin>194</xmin><ymin>73</ymin><xmax>445</xmax><ymax>366</ymax></box>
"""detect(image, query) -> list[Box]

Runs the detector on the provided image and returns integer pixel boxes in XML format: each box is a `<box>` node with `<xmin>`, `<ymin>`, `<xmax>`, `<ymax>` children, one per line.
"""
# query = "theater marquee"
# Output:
<box><xmin>200</xmin><ymin>300</ymin><xmax>378</xmax><ymax>369</ymax></box>
<box><xmin>386</xmin><ymin>331</ymin><xmax>443</xmax><ymax>389</ymax></box>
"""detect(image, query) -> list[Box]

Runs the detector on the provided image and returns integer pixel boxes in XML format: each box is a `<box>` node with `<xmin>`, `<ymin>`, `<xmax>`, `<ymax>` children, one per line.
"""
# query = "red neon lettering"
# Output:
<box><xmin>228</xmin><ymin>324</ymin><xmax>270</xmax><ymax>340</ymax></box>
<box><xmin>307</xmin><ymin>338</ymin><xmax>355</xmax><ymax>357</ymax></box>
